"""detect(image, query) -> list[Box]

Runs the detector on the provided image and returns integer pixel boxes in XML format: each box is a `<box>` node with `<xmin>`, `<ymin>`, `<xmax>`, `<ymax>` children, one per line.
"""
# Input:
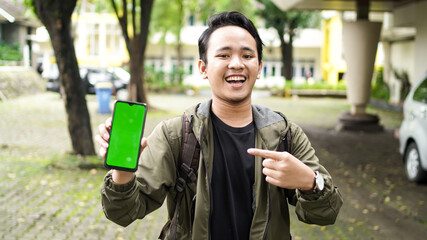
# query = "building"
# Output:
<box><xmin>274</xmin><ymin>0</ymin><xmax>427</xmax><ymax>131</ymax></box>
<box><xmin>0</xmin><ymin>0</ymin><xmax>40</xmax><ymax>67</ymax></box>
<box><xmin>35</xmin><ymin>0</ymin><xmax>323</xmax><ymax>90</ymax></box>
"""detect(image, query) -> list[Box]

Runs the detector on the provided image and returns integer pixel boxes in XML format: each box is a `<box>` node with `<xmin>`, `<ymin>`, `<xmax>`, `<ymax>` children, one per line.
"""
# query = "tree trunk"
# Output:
<box><xmin>279</xmin><ymin>36</ymin><xmax>293</xmax><ymax>80</ymax></box>
<box><xmin>34</xmin><ymin>0</ymin><xmax>95</xmax><ymax>156</ymax></box>
<box><xmin>124</xmin><ymin>0</ymin><xmax>154</xmax><ymax>104</ymax></box>
<box><xmin>176</xmin><ymin>0</ymin><xmax>184</xmax><ymax>85</ymax></box>
<box><xmin>128</xmin><ymin>37</ymin><xmax>148</xmax><ymax>103</ymax></box>
<box><xmin>284</xmin><ymin>34</ymin><xmax>294</xmax><ymax>80</ymax></box>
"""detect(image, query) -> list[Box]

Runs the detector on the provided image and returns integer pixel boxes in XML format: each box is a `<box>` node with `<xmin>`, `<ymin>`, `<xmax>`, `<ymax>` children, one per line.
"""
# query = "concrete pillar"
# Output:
<box><xmin>99</xmin><ymin>23</ymin><xmax>107</xmax><ymax>67</ymax></box>
<box><xmin>414</xmin><ymin>1</ymin><xmax>427</xmax><ymax>84</ymax></box>
<box><xmin>343</xmin><ymin>20</ymin><xmax>382</xmax><ymax>114</ymax></box>
<box><xmin>337</xmin><ymin>20</ymin><xmax>383</xmax><ymax>131</ymax></box>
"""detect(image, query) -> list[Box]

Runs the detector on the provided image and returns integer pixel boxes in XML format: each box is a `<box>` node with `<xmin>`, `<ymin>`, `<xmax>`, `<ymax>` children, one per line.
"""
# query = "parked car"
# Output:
<box><xmin>81</xmin><ymin>67</ymin><xmax>129</xmax><ymax>95</ymax></box>
<box><xmin>399</xmin><ymin>76</ymin><xmax>427</xmax><ymax>183</ymax></box>
<box><xmin>44</xmin><ymin>64</ymin><xmax>60</xmax><ymax>92</ymax></box>
<box><xmin>45</xmin><ymin>65</ymin><xmax>129</xmax><ymax>99</ymax></box>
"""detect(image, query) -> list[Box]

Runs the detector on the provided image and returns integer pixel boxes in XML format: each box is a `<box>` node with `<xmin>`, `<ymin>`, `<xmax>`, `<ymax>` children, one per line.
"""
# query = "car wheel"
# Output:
<box><xmin>404</xmin><ymin>142</ymin><xmax>427</xmax><ymax>183</ymax></box>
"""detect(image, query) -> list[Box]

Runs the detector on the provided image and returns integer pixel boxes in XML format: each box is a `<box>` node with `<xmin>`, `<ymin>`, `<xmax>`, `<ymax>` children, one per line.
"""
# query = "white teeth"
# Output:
<box><xmin>226</xmin><ymin>76</ymin><xmax>245</xmax><ymax>81</ymax></box>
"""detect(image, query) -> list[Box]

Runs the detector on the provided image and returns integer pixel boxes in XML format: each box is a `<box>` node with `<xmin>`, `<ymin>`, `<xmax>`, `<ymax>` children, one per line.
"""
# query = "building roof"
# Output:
<box><xmin>0</xmin><ymin>0</ymin><xmax>40</xmax><ymax>27</ymax></box>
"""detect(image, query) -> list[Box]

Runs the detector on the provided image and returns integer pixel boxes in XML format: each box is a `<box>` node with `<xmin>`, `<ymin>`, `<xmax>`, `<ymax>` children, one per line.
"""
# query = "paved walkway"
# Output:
<box><xmin>1</xmin><ymin>92</ymin><xmax>426</xmax><ymax>239</ymax></box>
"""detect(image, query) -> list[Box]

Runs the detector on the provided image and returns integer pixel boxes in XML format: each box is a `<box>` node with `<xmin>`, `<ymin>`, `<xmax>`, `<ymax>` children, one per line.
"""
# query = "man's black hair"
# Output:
<box><xmin>198</xmin><ymin>11</ymin><xmax>264</xmax><ymax>65</ymax></box>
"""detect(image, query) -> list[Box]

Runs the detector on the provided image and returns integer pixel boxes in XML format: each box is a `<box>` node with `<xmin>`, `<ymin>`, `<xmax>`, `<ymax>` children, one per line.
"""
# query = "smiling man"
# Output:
<box><xmin>98</xmin><ymin>11</ymin><xmax>343</xmax><ymax>240</ymax></box>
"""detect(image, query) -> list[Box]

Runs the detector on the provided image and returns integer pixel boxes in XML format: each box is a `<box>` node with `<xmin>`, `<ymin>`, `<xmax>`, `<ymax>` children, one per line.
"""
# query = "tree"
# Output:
<box><xmin>394</xmin><ymin>69</ymin><xmax>411</xmax><ymax>102</ymax></box>
<box><xmin>110</xmin><ymin>0</ymin><xmax>154</xmax><ymax>103</ymax></box>
<box><xmin>151</xmin><ymin>0</ymin><xmax>197</xmax><ymax>85</ymax></box>
<box><xmin>151</xmin><ymin>0</ymin><xmax>255</xmax><ymax>85</ymax></box>
<box><xmin>215</xmin><ymin>0</ymin><xmax>256</xmax><ymax>19</ymax></box>
<box><xmin>257</xmin><ymin>0</ymin><xmax>320</xmax><ymax>80</ymax></box>
<box><xmin>30</xmin><ymin>0</ymin><xmax>95</xmax><ymax>156</ymax></box>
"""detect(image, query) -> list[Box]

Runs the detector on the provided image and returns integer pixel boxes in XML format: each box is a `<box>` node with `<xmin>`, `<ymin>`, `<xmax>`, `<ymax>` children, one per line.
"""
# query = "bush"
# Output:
<box><xmin>0</xmin><ymin>42</ymin><xmax>22</xmax><ymax>62</ymax></box>
<box><xmin>371</xmin><ymin>67</ymin><xmax>390</xmax><ymax>101</ymax></box>
<box><xmin>145</xmin><ymin>65</ymin><xmax>167</xmax><ymax>89</ymax></box>
<box><xmin>287</xmin><ymin>80</ymin><xmax>346</xmax><ymax>90</ymax></box>
<box><xmin>145</xmin><ymin>65</ymin><xmax>187</xmax><ymax>93</ymax></box>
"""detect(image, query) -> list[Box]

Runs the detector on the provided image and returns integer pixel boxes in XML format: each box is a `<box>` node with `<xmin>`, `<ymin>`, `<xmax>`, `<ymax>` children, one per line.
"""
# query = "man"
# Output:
<box><xmin>97</xmin><ymin>11</ymin><xmax>343</xmax><ymax>240</ymax></box>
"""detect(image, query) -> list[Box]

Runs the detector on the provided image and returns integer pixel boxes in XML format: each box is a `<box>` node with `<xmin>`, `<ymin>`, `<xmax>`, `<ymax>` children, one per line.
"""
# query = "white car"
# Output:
<box><xmin>399</xmin><ymin>76</ymin><xmax>427</xmax><ymax>183</ymax></box>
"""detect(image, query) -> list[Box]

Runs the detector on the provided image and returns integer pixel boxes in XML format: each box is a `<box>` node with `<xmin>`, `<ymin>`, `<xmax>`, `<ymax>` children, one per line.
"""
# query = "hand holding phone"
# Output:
<box><xmin>103</xmin><ymin>100</ymin><xmax>148</xmax><ymax>172</ymax></box>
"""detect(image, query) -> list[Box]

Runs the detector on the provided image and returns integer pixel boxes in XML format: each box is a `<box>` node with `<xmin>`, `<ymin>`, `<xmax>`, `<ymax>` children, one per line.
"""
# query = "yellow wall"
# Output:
<box><xmin>321</xmin><ymin>14</ymin><xmax>347</xmax><ymax>85</ymax></box>
<box><xmin>72</xmin><ymin>12</ymin><xmax>129</xmax><ymax>67</ymax></box>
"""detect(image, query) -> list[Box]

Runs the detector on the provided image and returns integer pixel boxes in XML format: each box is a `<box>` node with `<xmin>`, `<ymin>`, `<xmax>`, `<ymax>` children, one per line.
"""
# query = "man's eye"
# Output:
<box><xmin>243</xmin><ymin>55</ymin><xmax>253</xmax><ymax>59</ymax></box>
<box><xmin>218</xmin><ymin>54</ymin><xmax>229</xmax><ymax>58</ymax></box>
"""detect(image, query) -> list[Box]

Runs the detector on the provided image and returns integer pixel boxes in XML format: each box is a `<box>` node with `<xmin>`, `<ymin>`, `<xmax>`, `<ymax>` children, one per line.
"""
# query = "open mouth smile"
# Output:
<box><xmin>225</xmin><ymin>75</ymin><xmax>246</xmax><ymax>85</ymax></box>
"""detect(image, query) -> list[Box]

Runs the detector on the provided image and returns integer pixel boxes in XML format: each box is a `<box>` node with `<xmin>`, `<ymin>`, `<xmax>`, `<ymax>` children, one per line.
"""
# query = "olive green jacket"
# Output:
<box><xmin>101</xmin><ymin>100</ymin><xmax>343</xmax><ymax>239</ymax></box>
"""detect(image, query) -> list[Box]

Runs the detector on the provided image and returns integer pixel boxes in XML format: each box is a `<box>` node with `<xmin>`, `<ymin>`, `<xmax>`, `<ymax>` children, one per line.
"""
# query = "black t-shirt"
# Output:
<box><xmin>210</xmin><ymin>111</ymin><xmax>255</xmax><ymax>240</ymax></box>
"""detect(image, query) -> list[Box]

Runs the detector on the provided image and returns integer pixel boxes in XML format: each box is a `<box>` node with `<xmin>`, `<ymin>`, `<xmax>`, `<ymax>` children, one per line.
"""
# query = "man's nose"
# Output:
<box><xmin>228</xmin><ymin>56</ymin><xmax>244</xmax><ymax>69</ymax></box>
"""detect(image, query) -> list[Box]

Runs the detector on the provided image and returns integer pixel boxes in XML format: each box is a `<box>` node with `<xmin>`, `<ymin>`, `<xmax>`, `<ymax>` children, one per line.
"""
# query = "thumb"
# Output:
<box><xmin>139</xmin><ymin>137</ymin><xmax>148</xmax><ymax>156</ymax></box>
<box><xmin>141</xmin><ymin>137</ymin><xmax>147</xmax><ymax>149</ymax></box>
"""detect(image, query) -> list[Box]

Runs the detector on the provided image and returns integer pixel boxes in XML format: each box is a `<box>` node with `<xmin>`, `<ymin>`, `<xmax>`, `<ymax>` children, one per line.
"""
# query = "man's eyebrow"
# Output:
<box><xmin>215</xmin><ymin>46</ymin><xmax>232</xmax><ymax>52</ymax></box>
<box><xmin>214</xmin><ymin>46</ymin><xmax>256</xmax><ymax>52</ymax></box>
<box><xmin>241</xmin><ymin>46</ymin><xmax>256</xmax><ymax>53</ymax></box>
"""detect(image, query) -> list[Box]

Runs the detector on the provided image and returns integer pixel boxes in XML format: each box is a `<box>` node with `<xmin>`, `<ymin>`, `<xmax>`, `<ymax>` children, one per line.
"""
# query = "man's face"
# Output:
<box><xmin>198</xmin><ymin>26</ymin><xmax>262</xmax><ymax>104</ymax></box>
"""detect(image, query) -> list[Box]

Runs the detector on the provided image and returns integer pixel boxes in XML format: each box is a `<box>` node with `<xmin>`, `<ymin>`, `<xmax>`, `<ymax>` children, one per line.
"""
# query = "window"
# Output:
<box><xmin>87</xmin><ymin>23</ymin><xmax>100</xmax><ymax>56</ymax></box>
<box><xmin>189</xmin><ymin>15</ymin><xmax>195</xmax><ymax>26</ymax></box>
<box><xmin>413</xmin><ymin>78</ymin><xmax>427</xmax><ymax>103</ymax></box>
<box><xmin>106</xmin><ymin>24</ymin><xmax>121</xmax><ymax>55</ymax></box>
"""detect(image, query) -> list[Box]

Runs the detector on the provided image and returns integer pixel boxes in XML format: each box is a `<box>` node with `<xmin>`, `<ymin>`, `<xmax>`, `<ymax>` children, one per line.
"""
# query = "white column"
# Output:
<box><xmin>337</xmin><ymin>20</ymin><xmax>384</xmax><ymax>131</ymax></box>
<box><xmin>99</xmin><ymin>22</ymin><xmax>107</xmax><ymax>67</ymax></box>
<box><xmin>414</xmin><ymin>1</ymin><xmax>427</xmax><ymax>84</ymax></box>
<box><xmin>343</xmin><ymin>20</ymin><xmax>382</xmax><ymax>114</ymax></box>
<box><xmin>75</xmin><ymin>21</ymin><xmax>87</xmax><ymax>58</ymax></box>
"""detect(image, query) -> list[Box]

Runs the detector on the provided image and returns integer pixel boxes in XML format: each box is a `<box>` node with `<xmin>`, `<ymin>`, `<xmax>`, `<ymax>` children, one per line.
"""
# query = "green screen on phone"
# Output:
<box><xmin>105</xmin><ymin>101</ymin><xmax>147</xmax><ymax>172</ymax></box>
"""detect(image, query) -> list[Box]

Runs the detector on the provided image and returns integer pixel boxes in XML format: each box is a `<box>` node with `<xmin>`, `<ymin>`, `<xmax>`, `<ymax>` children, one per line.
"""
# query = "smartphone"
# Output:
<box><xmin>104</xmin><ymin>100</ymin><xmax>147</xmax><ymax>172</ymax></box>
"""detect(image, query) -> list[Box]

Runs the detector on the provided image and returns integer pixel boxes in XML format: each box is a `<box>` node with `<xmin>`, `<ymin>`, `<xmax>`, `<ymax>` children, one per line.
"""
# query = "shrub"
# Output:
<box><xmin>290</xmin><ymin>80</ymin><xmax>346</xmax><ymax>90</ymax></box>
<box><xmin>0</xmin><ymin>42</ymin><xmax>23</xmax><ymax>62</ymax></box>
<box><xmin>371</xmin><ymin>66</ymin><xmax>390</xmax><ymax>101</ymax></box>
<box><xmin>144</xmin><ymin>65</ymin><xmax>187</xmax><ymax>93</ymax></box>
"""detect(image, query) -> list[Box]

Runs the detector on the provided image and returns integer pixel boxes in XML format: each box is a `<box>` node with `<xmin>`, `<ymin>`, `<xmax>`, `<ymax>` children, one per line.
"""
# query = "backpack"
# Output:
<box><xmin>159</xmin><ymin>113</ymin><xmax>291</xmax><ymax>240</ymax></box>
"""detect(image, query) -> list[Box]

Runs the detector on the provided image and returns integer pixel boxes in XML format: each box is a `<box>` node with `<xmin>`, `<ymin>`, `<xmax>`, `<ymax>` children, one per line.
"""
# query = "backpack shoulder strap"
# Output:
<box><xmin>274</xmin><ymin>111</ymin><xmax>292</xmax><ymax>153</ymax></box>
<box><xmin>159</xmin><ymin>114</ymin><xmax>200</xmax><ymax>240</ymax></box>
<box><xmin>273</xmin><ymin>113</ymin><xmax>296</xmax><ymax>204</ymax></box>
<box><xmin>179</xmin><ymin>114</ymin><xmax>200</xmax><ymax>183</ymax></box>
<box><xmin>283</xmin><ymin>127</ymin><xmax>292</xmax><ymax>153</ymax></box>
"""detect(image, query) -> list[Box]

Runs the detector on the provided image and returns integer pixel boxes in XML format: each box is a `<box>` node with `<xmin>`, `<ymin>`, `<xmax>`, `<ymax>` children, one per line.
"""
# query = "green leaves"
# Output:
<box><xmin>0</xmin><ymin>42</ymin><xmax>23</xmax><ymax>62</ymax></box>
<box><xmin>256</xmin><ymin>0</ymin><xmax>320</xmax><ymax>36</ymax></box>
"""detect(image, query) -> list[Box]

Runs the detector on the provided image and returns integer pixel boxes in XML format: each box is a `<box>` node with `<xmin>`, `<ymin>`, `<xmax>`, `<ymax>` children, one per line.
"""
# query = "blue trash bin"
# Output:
<box><xmin>95</xmin><ymin>81</ymin><xmax>113</xmax><ymax>114</ymax></box>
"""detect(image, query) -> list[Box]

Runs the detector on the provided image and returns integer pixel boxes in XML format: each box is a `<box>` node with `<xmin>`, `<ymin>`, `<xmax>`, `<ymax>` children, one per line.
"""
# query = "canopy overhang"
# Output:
<box><xmin>271</xmin><ymin>0</ymin><xmax>420</xmax><ymax>12</ymax></box>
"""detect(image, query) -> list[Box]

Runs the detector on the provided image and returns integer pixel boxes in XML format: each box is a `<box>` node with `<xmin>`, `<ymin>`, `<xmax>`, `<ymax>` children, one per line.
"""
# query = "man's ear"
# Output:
<box><xmin>198</xmin><ymin>59</ymin><xmax>208</xmax><ymax>79</ymax></box>
<box><xmin>257</xmin><ymin>60</ymin><xmax>263</xmax><ymax>79</ymax></box>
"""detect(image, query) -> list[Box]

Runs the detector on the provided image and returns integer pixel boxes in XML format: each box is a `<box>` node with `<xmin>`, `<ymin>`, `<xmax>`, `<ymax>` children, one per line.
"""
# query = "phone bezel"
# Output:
<box><xmin>104</xmin><ymin>100</ymin><xmax>147</xmax><ymax>172</ymax></box>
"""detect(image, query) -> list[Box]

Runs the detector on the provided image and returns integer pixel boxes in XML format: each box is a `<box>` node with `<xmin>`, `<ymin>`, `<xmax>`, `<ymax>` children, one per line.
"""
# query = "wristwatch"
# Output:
<box><xmin>313</xmin><ymin>171</ymin><xmax>325</xmax><ymax>193</ymax></box>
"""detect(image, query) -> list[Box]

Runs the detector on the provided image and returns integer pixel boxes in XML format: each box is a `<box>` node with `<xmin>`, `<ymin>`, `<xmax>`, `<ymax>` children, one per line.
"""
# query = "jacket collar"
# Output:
<box><xmin>195</xmin><ymin>99</ymin><xmax>289</xmax><ymax>131</ymax></box>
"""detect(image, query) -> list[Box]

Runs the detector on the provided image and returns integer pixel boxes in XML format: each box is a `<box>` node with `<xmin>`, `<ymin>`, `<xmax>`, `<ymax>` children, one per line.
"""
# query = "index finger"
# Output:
<box><xmin>105</xmin><ymin>117</ymin><xmax>112</xmax><ymax>129</ymax></box>
<box><xmin>247</xmin><ymin>148</ymin><xmax>284</xmax><ymax>160</ymax></box>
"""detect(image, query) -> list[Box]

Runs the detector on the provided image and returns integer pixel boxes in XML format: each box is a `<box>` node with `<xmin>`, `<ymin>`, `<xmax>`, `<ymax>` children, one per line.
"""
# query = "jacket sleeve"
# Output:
<box><xmin>289</xmin><ymin>123</ymin><xmax>343</xmax><ymax>226</ymax></box>
<box><xmin>100</xmin><ymin>118</ymin><xmax>181</xmax><ymax>227</ymax></box>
